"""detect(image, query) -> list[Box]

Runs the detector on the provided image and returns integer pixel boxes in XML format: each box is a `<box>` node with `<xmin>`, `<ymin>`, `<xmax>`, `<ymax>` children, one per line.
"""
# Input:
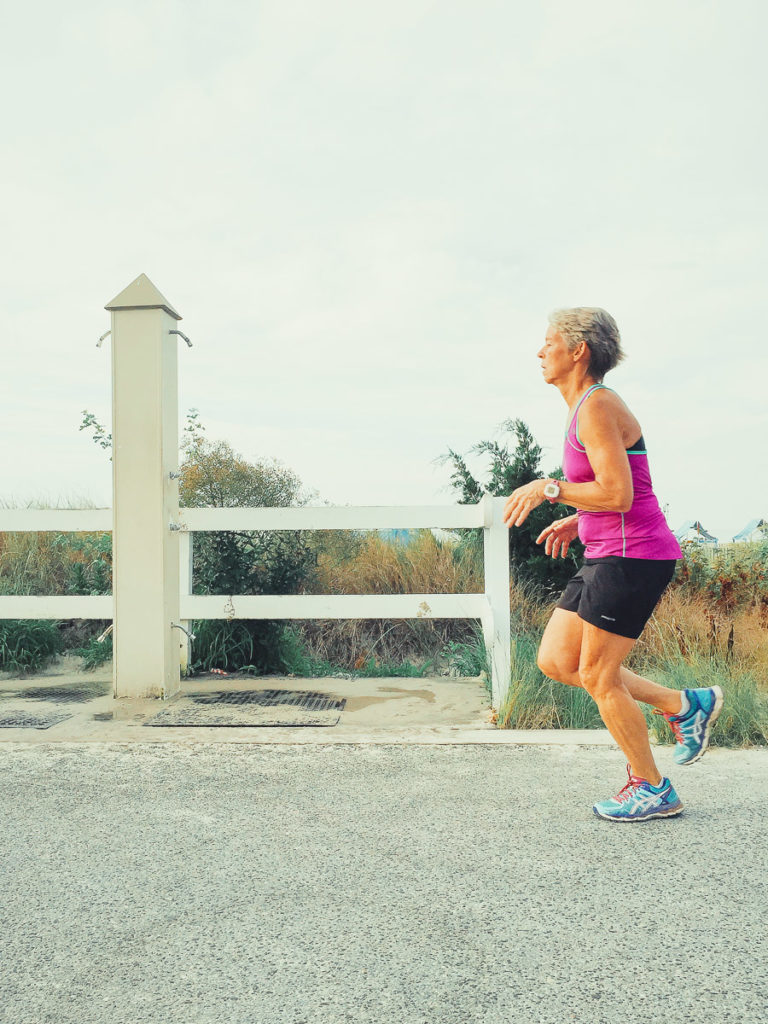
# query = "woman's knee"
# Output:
<box><xmin>537</xmin><ymin>647</ymin><xmax>580</xmax><ymax>687</ymax></box>
<box><xmin>579</xmin><ymin>663</ymin><xmax>620</xmax><ymax>701</ymax></box>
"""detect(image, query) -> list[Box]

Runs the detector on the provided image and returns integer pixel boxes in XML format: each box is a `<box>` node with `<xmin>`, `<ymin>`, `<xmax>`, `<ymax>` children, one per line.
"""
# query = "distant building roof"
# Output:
<box><xmin>675</xmin><ymin>520</ymin><xmax>718</xmax><ymax>544</ymax></box>
<box><xmin>733</xmin><ymin>518</ymin><xmax>766</xmax><ymax>542</ymax></box>
<box><xmin>378</xmin><ymin>529</ymin><xmax>414</xmax><ymax>545</ymax></box>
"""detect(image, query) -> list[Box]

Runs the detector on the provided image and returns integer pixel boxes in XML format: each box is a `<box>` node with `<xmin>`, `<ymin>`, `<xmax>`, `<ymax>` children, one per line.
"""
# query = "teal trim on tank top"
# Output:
<box><xmin>567</xmin><ymin>384</ymin><xmax>648</xmax><ymax>454</ymax></box>
<box><xmin>567</xmin><ymin>383</ymin><xmax>606</xmax><ymax>447</ymax></box>
<box><xmin>575</xmin><ymin>383</ymin><xmax>610</xmax><ymax>447</ymax></box>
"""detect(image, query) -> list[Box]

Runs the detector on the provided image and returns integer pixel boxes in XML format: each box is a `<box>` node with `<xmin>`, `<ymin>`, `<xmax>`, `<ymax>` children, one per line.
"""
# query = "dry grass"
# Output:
<box><xmin>633</xmin><ymin>586</ymin><xmax>768</xmax><ymax>687</ymax></box>
<box><xmin>0</xmin><ymin>497</ymin><xmax>109</xmax><ymax>597</ymax></box>
<box><xmin>297</xmin><ymin>530</ymin><xmax>484</xmax><ymax>669</ymax></box>
<box><xmin>311</xmin><ymin>530</ymin><xmax>483</xmax><ymax>596</ymax></box>
<box><xmin>0</xmin><ymin>531</ymin><xmax>109</xmax><ymax>596</ymax></box>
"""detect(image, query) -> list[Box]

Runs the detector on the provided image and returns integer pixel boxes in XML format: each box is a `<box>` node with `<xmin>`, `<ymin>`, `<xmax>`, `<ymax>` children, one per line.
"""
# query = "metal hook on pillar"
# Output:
<box><xmin>96</xmin><ymin>331</ymin><xmax>111</xmax><ymax>348</ymax></box>
<box><xmin>172</xmin><ymin>623</ymin><xmax>196</xmax><ymax>642</ymax></box>
<box><xmin>169</xmin><ymin>329</ymin><xmax>192</xmax><ymax>347</ymax></box>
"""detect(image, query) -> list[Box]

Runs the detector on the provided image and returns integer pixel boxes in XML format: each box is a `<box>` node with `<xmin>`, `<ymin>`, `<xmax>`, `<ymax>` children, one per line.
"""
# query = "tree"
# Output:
<box><xmin>438</xmin><ymin>418</ymin><xmax>582</xmax><ymax>596</ymax></box>
<box><xmin>179</xmin><ymin>428</ymin><xmax>316</xmax><ymax>599</ymax></box>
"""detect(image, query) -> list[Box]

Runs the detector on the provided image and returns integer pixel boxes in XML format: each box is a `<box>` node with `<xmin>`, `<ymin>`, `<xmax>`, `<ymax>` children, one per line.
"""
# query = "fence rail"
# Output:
<box><xmin>180</xmin><ymin>504</ymin><xmax>486</xmax><ymax>531</ymax></box>
<box><xmin>0</xmin><ymin>510</ymin><xmax>112</xmax><ymax>532</ymax></box>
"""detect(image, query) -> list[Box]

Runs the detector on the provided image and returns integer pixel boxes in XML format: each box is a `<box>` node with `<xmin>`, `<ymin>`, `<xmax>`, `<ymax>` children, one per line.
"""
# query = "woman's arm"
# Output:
<box><xmin>556</xmin><ymin>393</ymin><xmax>633</xmax><ymax>513</ymax></box>
<box><xmin>502</xmin><ymin>392</ymin><xmax>633</xmax><ymax>528</ymax></box>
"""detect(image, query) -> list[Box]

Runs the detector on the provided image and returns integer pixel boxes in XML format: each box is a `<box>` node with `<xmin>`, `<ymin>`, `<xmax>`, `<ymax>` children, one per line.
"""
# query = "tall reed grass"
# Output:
<box><xmin>296</xmin><ymin>529</ymin><xmax>484</xmax><ymax>670</ymax></box>
<box><xmin>0</xmin><ymin>496</ymin><xmax>111</xmax><ymax>597</ymax></box>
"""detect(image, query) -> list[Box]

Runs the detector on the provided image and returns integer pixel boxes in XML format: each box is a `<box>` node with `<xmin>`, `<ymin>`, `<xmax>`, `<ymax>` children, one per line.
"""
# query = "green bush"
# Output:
<box><xmin>277</xmin><ymin>625</ymin><xmax>336</xmax><ymax>677</ymax></box>
<box><xmin>441</xmin><ymin>624</ymin><xmax>490</xmax><ymax>681</ymax></box>
<box><xmin>72</xmin><ymin>630</ymin><xmax>113</xmax><ymax>671</ymax></box>
<box><xmin>0</xmin><ymin>620</ymin><xmax>63</xmax><ymax>675</ymax></box>
<box><xmin>439</xmin><ymin>418</ymin><xmax>583</xmax><ymax>599</ymax></box>
<box><xmin>179</xmin><ymin>419</ymin><xmax>317</xmax><ymax>675</ymax></box>
<box><xmin>189</xmin><ymin>619</ymin><xmax>290</xmax><ymax>675</ymax></box>
<box><xmin>673</xmin><ymin>540</ymin><xmax>768</xmax><ymax>613</ymax></box>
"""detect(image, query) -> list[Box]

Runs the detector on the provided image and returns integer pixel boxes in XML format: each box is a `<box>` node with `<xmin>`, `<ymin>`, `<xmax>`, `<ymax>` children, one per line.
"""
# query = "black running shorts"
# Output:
<box><xmin>556</xmin><ymin>556</ymin><xmax>678</xmax><ymax>640</ymax></box>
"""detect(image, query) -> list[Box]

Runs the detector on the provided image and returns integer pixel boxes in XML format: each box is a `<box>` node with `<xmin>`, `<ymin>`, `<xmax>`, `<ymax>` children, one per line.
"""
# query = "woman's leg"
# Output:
<box><xmin>619</xmin><ymin>666</ymin><xmax>682</xmax><ymax>715</ymax></box>
<box><xmin>578</xmin><ymin>621</ymin><xmax>661</xmax><ymax>785</ymax></box>
<box><xmin>536</xmin><ymin>608</ymin><xmax>583</xmax><ymax>685</ymax></box>
<box><xmin>538</xmin><ymin>609</ymin><xmax>682</xmax><ymax>714</ymax></box>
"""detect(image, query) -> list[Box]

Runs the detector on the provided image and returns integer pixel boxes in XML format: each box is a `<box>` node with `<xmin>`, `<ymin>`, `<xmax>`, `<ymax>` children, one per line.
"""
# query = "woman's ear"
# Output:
<box><xmin>572</xmin><ymin>340</ymin><xmax>588</xmax><ymax>364</ymax></box>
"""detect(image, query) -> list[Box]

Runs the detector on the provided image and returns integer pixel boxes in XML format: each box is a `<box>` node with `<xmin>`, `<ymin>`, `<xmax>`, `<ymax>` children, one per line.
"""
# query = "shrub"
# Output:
<box><xmin>179</xmin><ymin>422</ymin><xmax>317</xmax><ymax>675</ymax></box>
<box><xmin>0</xmin><ymin>620</ymin><xmax>63</xmax><ymax>675</ymax></box>
<box><xmin>438</xmin><ymin>418</ymin><xmax>583</xmax><ymax>599</ymax></box>
<box><xmin>442</xmin><ymin>624</ymin><xmax>490</xmax><ymax>681</ymax></box>
<box><xmin>73</xmin><ymin>630</ymin><xmax>113</xmax><ymax>671</ymax></box>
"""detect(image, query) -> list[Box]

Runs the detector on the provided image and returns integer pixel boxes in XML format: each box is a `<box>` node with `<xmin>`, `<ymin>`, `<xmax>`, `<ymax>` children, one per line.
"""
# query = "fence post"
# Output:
<box><xmin>179</xmin><ymin>531</ymin><xmax>193</xmax><ymax>675</ymax></box>
<box><xmin>482</xmin><ymin>494</ymin><xmax>511</xmax><ymax>713</ymax></box>
<box><xmin>105</xmin><ymin>274</ymin><xmax>183</xmax><ymax>699</ymax></box>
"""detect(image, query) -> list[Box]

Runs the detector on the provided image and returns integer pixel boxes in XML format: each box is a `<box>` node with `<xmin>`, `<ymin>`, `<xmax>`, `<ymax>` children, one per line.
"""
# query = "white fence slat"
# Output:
<box><xmin>181</xmin><ymin>505</ymin><xmax>484</xmax><ymax>532</ymax></box>
<box><xmin>0</xmin><ymin>596</ymin><xmax>113</xmax><ymax>619</ymax></box>
<box><xmin>0</xmin><ymin>510</ymin><xmax>113</xmax><ymax>532</ymax></box>
<box><xmin>181</xmin><ymin>594</ymin><xmax>489</xmax><ymax>621</ymax></box>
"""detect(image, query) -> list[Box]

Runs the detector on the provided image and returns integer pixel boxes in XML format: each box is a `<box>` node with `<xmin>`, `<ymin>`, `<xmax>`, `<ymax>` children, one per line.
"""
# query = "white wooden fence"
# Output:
<box><xmin>0</xmin><ymin>496</ymin><xmax>512</xmax><ymax>710</ymax></box>
<box><xmin>0</xmin><ymin>274</ymin><xmax>513</xmax><ymax>711</ymax></box>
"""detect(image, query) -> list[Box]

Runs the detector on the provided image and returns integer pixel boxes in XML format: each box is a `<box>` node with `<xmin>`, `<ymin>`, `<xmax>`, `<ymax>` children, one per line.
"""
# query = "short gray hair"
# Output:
<box><xmin>548</xmin><ymin>307</ymin><xmax>624</xmax><ymax>381</ymax></box>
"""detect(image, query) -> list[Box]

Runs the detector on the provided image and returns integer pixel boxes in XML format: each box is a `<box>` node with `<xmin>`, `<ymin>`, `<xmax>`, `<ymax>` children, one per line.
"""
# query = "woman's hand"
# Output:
<box><xmin>502</xmin><ymin>480</ymin><xmax>548</xmax><ymax>528</ymax></box>
<box><xmin>536</xmin><ymin>514</ymin><xmax>579</xmax><ymax>558</ymax></box>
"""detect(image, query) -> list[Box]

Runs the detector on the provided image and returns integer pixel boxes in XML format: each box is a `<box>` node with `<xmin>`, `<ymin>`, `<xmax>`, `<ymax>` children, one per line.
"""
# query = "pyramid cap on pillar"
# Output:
<box><xmin>105</xmin><ymin>274</ymin><xmax>182</xmax><ymax>320</ymax></box>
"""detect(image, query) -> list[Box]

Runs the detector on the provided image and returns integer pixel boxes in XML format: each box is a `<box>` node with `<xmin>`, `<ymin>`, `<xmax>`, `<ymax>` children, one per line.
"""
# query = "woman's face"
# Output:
<box><xmin>537</xmin><ymin>325</ymin><xmax>577</xmax><ymax>385</ymax></box>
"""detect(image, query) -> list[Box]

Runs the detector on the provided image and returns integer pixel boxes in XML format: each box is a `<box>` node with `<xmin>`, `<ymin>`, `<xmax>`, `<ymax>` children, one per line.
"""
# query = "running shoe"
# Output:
<box><xmin>592</xmin><ymin>765</ymin><xmax>683</xmax><ymax>822</ymax></box>
<box><xmin>657</xmin><ymin>686</ymin><xmax>724</xmax><ymax>766</ymax></box>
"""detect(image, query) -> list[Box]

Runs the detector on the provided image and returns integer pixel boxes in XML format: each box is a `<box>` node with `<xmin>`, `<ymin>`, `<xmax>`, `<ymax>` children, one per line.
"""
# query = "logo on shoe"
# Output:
<box><xmin>624</xmin><ymin>787</ymin><xmax>669</xmax><ymax>814</ymax></box>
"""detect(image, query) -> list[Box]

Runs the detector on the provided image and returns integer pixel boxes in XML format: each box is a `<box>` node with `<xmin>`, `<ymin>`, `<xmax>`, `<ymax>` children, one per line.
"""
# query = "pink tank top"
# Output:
<box><xmin>562</xmin><ymin>384</ymin><xmax>682</xmax><ymax>560</ymax></box>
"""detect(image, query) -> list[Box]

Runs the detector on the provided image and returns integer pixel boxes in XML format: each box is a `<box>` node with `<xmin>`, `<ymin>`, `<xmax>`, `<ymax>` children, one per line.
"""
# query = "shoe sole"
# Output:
<box><xmin>593</xmin><ymin>803</ymin><xmax>684</xmax><ymax>822</ymax></box>
<box><xmin>676</xmin><ymin>685</ymin><xmax>724</xmax><ymax>766</ymax></box>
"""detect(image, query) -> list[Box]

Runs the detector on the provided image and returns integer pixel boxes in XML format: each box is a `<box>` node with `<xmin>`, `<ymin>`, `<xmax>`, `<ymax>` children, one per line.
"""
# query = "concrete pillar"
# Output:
<box><xmin>105</xmin><ymin>274</ymin><xmax>183</xmax><ymax>699</ymax></box>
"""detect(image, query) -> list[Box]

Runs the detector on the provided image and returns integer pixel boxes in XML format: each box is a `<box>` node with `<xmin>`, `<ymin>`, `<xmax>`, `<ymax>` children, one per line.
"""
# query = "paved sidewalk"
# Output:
<box><xmin>0</xmin><ymin>664</ymin><xmax>617</xmax><ymax>746</ymax></box>
<box><xmin>1</xmin><ymin>740</ymin><xmax>766</xmax><ymax>1024</ymax></box>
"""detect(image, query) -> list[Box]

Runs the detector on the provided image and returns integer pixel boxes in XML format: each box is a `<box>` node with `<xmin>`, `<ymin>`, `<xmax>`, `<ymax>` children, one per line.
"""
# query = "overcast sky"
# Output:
<box><xmin>2</xmin><ymin>0</ymin><xmax>766</xmax><ymax>542</ymax></box>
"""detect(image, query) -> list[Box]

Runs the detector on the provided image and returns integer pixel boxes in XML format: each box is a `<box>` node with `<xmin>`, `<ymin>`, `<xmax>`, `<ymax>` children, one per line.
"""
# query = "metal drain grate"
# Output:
<box><xmin>145</xmin><ymin>689</ymin><xmax>346</xmax><ymax>728</ymax></box>
<box><xmin>190</xmin><ymin>689</ymin><xmax>344</xmax><ymax>710</ymax></box>
<box><xmin>0</xmin><ymin>710</ymin><xmax>73</xmax><ymax>730</ymax></box>
<box><xmin>1</xmin><ymin>682</ymin><xmax>111</xmax><ymax>704</ymax></box>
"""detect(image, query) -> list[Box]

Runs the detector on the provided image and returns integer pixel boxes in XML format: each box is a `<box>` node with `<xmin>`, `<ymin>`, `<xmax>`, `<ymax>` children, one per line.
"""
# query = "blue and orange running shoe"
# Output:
<box><xmin>657</xmin><ymin>686</ymin><xmax>724</xmax><ymax>766</ymax></box>
<box><xmin>593</xmin><ymin>765</ymin><xmax>683</xmax><ymax>822</ymax></box>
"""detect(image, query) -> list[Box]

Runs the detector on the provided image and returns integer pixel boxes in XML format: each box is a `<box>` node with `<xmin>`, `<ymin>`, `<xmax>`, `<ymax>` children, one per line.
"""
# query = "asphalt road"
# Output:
<box><xmin>1</xmin><ymin>741</ymin><xmax>765</xmax><ymax>1024</ymax></box>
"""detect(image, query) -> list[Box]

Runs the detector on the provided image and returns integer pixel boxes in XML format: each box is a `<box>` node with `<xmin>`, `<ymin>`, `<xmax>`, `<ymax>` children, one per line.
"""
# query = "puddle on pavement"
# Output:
<box><xmin>320</xmin><ymin>686</ymin><xmax>436</xmax><ymax>712</ymax></box>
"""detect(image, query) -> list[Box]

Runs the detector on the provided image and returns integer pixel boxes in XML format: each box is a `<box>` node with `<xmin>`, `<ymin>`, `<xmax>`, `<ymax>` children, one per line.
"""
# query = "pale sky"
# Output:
<box><xmin>2</xmin><ymin>0</ymin><xmax>766</xmax><ymax>543</ymax></box>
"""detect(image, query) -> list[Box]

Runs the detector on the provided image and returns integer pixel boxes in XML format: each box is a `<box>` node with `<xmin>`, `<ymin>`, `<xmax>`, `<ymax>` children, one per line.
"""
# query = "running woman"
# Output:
<box><xmin>502</xmin><ymin>307</ymin><xmax>723</xmax><ymax>822</ymax></box>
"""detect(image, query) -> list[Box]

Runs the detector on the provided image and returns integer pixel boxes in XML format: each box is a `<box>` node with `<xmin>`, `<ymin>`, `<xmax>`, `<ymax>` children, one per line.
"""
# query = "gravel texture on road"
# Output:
<box><xmin>1</xmin><ymin>742</ymin><xmax>765</xmax><ymax>1024</ymax></box>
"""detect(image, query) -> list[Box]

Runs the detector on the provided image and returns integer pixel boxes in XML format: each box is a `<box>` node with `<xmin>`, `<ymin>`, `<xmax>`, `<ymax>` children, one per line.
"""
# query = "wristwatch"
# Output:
<box><xmin>543</xmin><ymin>479</ymin><xmax>561</xmax><ymax>502</ymax></box>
